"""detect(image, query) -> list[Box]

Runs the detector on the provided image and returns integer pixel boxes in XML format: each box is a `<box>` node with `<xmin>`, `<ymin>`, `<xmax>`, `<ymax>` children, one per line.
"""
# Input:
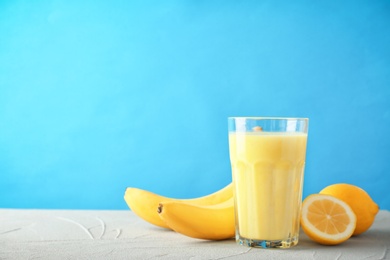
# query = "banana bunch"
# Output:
<box><xmin>124</xmin><ymin>183</ymin><xmax>235</xmax><ymax>240</ymax></box>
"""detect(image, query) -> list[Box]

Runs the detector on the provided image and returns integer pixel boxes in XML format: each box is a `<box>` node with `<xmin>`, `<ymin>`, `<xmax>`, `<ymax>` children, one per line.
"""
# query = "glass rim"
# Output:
<box><xmin>228</xmin><ymin>117</ymin><xmax>309</xmax><ymax>121</ymax></box>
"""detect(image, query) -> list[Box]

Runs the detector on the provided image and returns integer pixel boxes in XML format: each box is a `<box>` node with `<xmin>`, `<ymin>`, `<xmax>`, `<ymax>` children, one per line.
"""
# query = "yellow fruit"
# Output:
<box><xmin>124</xmin><ymin>183</ymin><xmax>233</xmax><ymax>229</ymax></box>
<box><xmin>301</xmin><ymin>194</ymin><xmax>357</xmax><ymax>245</ymax></box>
<box><xmin>158</xmin><ymin>198</ymin><xmax>235</xmax><ymax>240</ymax></box>
<box><xmin>319</xmin><ymin>183</ymin><xmax>379</xmax><ymax>235</ymax></box>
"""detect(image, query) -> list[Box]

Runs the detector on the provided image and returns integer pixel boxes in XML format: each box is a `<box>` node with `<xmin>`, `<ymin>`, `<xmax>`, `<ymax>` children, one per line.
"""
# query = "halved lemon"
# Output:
<box><xmin>301</xmin><ymin>194</ymin><xmax>357</xmax><ymax>245</ymax></box>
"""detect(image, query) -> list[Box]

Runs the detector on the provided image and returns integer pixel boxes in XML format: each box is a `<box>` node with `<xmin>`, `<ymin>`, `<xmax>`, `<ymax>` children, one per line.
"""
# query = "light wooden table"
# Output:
<box><xmin>1</xmin><ymin>209</ymin><xmax>389</xmax><ymax>259</ymax></box>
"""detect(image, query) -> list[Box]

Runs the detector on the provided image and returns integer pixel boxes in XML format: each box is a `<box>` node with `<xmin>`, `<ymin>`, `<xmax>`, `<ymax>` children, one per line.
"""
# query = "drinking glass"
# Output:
<box><xmin>228</xmin><ymin>117</ymin><xmax>309</xmax><ymax>248</ymax></box>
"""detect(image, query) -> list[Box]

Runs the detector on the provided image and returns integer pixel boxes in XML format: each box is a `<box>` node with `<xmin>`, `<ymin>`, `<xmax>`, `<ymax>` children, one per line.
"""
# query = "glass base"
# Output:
<box><xmin>236</xmin><ymin>234</ymin><xmax>299</xmax><ymax>249</ymax></box>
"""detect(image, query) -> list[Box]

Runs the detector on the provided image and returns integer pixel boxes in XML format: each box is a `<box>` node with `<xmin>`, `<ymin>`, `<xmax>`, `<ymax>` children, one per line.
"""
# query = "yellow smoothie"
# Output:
<box><xmin>229</xmin><ymin>132</ymin><xmax>307</xmax><ymax>241</ymax></box>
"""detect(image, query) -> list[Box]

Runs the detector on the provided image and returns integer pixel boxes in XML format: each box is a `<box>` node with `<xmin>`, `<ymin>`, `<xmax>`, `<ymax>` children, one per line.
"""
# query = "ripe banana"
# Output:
<box><xmin>157</xmin><ymin>198</ymin><xmax>235</xmax><ymax>240</ymax></box>
<box><xmin>124</xmin><ymin>183</ymin><xmax>233</xmax><ymax>229</ymax></box>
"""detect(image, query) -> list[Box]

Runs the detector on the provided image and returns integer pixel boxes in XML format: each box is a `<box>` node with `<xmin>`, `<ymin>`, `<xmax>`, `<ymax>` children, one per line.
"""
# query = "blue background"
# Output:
<box><xmin>1</xmin><ymin>0</ymin><xmax>389</xmax><ymax>210</ymax></box>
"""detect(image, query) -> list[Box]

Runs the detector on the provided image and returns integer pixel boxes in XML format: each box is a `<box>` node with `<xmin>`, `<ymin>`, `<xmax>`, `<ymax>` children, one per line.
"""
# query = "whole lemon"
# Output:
<box><xmin>319</xmin><ymin>183</ymin><xmax>379</xmax><ymax>236</ymax></box>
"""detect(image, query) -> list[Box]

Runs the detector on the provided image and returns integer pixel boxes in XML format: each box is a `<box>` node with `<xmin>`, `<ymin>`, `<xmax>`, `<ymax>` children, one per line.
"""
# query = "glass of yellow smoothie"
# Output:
<box><xmin>228</xmin><ymin>117</ymin><xmax>308</xmax><ymax>248</ymax></box>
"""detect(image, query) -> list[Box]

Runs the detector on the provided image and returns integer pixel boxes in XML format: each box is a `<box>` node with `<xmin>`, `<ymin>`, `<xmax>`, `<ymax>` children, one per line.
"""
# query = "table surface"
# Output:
<box><xmin>1</xmin><ymin>209</ymin><xmax>389</xmax><ymax>260</ymax></box>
